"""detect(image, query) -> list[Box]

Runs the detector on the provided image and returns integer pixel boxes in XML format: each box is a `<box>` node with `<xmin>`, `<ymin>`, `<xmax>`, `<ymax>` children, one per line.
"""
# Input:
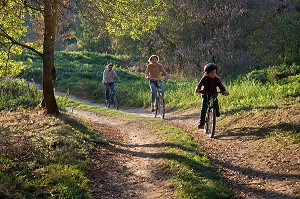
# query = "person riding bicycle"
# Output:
<box><xmin>145</xmin><ymin>55</ymin><xmax>170</xmax><ymax>112</ymax></box>
<box><xmin>103</xmin><ymin>63</ymin><xmax>121</xmax><ymax>102</ymax></box>
<box><xmin>195</xmin><ymin>63</ymin><xmax>229</xmax><ymax>129</ymax></box>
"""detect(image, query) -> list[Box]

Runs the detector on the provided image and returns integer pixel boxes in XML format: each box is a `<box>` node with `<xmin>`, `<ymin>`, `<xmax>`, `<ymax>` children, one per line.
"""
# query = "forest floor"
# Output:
<box><xmin>62</xmin><ymin>91</ymin><xmax>300</xmax><ymax>199</ymax></box>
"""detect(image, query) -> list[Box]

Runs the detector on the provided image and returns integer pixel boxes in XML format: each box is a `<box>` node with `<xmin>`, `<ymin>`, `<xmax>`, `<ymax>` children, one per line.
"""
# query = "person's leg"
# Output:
<box><xmin>109</xmin><ymin>82</ymin><xmax>115</xmax><ymax>93</ymax></box>
<box><xmin>198</xmin><ymin>96</ymin><xmax>208</xmax><ymax>128</ymax></box>
<box><xmin>149</xmin><ymin>81</ymin><xmax>157</xmax><ymax>111</ymax></box>
<box><xmin>214</xmin><ymin>97</ymin><xmax>220</xmax><ymax>117</ymax></box>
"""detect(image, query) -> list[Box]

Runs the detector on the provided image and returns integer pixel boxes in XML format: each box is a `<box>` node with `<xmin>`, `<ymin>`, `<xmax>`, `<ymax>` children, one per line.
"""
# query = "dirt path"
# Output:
<box><xmin>59</xmin><ymin>90</ymin><xmax>299</xmax><ymax>199</ymax></box>
<box><xmin>68</xmin><ymin>108</ymin><xmax>175</xmax><ymax>199</ymax></box>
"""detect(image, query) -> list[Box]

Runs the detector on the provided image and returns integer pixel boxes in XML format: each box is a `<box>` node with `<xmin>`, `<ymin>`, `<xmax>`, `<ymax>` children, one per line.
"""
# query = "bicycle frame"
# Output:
<box><xmin>152</xmin><ymin>80</ymin><xmax>165</xmax><ymax>119</ymax></box>
<box><xmin>203</xmin><ymin>91</ymin><xmax>221</xmax><ymax>138</ymax></box>
<box><xmin>105</xmin><ymin>82</ymin><xmax>119</xmax><ymax>110</ymax></box>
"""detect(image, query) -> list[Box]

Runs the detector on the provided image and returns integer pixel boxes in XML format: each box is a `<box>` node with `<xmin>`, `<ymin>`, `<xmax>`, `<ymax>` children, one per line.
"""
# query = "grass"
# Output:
<box><xmin>17</xmin><ymin>52</ymin><xmax>300</xmax><ymax>112</ymax></box>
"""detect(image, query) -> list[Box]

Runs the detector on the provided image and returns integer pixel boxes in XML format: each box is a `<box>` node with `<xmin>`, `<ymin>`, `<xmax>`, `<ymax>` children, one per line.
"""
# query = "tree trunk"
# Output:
<box><xmin>42</xmin><ymin>0</ymin><xmax>59</xmax><ymax>115</ymax></box>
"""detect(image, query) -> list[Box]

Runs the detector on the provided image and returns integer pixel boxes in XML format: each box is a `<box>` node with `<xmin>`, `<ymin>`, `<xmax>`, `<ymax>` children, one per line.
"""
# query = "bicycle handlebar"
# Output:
<box><xmin>198</xmin><ymin>90</ymin><xmax>228</xmax><ymax>95</ymax></box>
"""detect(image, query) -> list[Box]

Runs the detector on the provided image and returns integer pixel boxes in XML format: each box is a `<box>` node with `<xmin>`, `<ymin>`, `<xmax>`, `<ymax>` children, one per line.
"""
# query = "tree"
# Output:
<box><xmin>0</xmin><ymin>0</ymin><xmax>59</xmax><ymax>114</ymax></box>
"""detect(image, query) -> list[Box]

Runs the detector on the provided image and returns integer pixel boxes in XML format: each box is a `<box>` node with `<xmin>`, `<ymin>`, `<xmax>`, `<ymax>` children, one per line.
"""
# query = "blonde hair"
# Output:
<box><xmin>148</xmin><ymin>55</ymin><xmax>159</xmax><ymax>62</ymax></box>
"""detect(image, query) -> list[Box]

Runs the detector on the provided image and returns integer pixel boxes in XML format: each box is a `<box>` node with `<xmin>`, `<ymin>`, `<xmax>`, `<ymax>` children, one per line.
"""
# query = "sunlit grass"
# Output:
<box><xmin>18</xmin><ymin>52</ymin><xmax>300</xmax><ymax>114</ymax></box>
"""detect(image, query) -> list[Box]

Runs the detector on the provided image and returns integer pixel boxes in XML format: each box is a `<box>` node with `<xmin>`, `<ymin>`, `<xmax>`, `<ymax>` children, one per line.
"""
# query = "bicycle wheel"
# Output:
<box><xmin>158</xmin><ymin>96</ymin><xmax>165</xmax><ymax>119</ymax></box>
<box><xmin>154</xmin><ymin>97</ymin><xmax>159</xmax><ymax>118</ymax></box>
<box><xmin>204</xmin><ymin>108</ymin><xmax>216</xmax><ymax>138</ymax></box>
<box><xmin>105</xmin><ymin>94</ymin><xmax>110</xmax><ymax>108</ymax></box>
<box><xmin>111</xmin><ymin>92</ymin><xmax>119</xmax><ymax>110</ymax></box>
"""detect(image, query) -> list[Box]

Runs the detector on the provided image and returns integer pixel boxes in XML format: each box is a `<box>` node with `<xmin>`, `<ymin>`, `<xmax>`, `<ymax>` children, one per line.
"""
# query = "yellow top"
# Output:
<box><xmin>145</xmin><ymin>63</ymin><xmax>168</xmax><ymax>80</ymax></box>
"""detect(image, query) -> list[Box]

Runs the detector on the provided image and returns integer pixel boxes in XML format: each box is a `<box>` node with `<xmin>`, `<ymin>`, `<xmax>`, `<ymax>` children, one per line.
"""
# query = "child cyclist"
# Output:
<box><xmin>145</xmin><ymin>55</ymin><xmax>170</xmax><ymax>111</ymax></box>
<box><xmin>195</xmin><ymin>63</ymin><xmax>229</xmax><ymax>129</ymax></box>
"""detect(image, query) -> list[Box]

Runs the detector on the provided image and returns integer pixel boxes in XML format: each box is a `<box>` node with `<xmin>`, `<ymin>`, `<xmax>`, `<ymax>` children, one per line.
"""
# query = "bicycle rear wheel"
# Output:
<box><xmin>204</xmin><ymin>108</ymin><xmax>216</xmax><ymax>138</ymax></box>
<box><xmin>154</xmin><ymin>97</ymin><xmax>159</xmax><ymax>118</ymax></box>
<box><xmin>111</xmin><ymin>93</ymin><xmax>119</xmax><ymax>110</ymax></box>
<box><xmin>158</xmin><ymin>96</ymin><xmax>165</xmax><ymax>119</ymax></box>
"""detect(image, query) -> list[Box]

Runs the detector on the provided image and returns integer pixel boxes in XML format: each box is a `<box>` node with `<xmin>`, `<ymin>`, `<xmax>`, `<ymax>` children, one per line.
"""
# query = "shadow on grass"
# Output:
<box><xmin>57</xmin><ymin>113</ymin><xmax>109</xmax><ymax>145</ymax></box>
<box><xmin>215</xmin><ymin>122</ymin><xmax>300</xmax><ymax>140</ymax></box>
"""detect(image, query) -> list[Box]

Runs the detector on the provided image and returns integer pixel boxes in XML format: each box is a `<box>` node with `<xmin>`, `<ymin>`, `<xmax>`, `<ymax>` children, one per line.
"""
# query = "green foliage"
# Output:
<box><xmin>245</xmin><ymin>63</ymin><xmax>300</xmax><ymax>84</ymax></box>
<box><xmin>100</xmin><ymin>0</ymin><xmax>166</xmax><ymax>39</ymax></box>
<box><xmin>0</xmin><ymin>78</ymin><xmax>41</xmax><ymax>111</ymax></box>
<box><xmin>0</xmin><ymin>0</ymin><xmax>30</xmax><ymax>76</ymax></box>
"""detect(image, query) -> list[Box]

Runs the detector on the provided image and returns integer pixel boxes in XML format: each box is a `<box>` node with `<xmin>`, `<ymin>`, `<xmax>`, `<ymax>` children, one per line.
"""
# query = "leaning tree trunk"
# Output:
<box><xmin>42</xmin><ymin>0</ymin><xmax>59</xmax><ymax>114</ymax></box>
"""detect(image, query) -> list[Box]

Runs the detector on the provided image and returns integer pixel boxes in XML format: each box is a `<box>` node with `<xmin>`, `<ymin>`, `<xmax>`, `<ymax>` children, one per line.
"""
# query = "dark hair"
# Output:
<box><xmin>204</xmin><ymin>63</ymin><xmax>218</xmax><ymax>73</ymax></box>
<box><xmin>107</xmin><ymin>63</ymin><xmax>113</xmax><ymax>67</ymax></box>
<box><xmin>148</xmin><ymin>55</ymin><xmax>159</xmax><ymax>62</ymax></box>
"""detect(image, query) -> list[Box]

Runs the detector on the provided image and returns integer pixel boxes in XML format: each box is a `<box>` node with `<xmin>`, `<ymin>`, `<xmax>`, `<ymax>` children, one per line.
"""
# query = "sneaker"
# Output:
<box><xmin>198</xmin><ymin>123</ymin><xmax>204</xmax><ymax>129</ymax></box>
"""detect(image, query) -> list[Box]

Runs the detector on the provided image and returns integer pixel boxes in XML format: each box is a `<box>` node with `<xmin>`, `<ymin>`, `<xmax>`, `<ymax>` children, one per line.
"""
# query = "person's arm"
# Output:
<box><xmin>216</xmin><ymin>78</ymin><xmax>229</xmax><ymax>95</ymax></box>
<box><xmin>113</xmin><ymin>70</ymin><xmax>121</xmax><ymax>82</ymax></box>
<box><xmin>195</xmin><ymin>77</ymin><xmax>204</xmax><ymax>93</ymax></box>
<box><xmin>161</xmin><ymin>65</ymin><xmax>170</xmax><ymax>79</ymax></box>
<box><xmin>103</xmin><ymin>70</ymin><xmax>107</xmax><ymax>83</ymax></box>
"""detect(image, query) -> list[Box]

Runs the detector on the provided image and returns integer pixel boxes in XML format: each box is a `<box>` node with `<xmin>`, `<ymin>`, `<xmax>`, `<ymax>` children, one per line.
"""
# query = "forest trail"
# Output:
<box><xmin>68</xmin><ymin>108</ymin><xmax>175</xmax><ymax>198</ymax></box>
<box><xmin>59</xmin><ymin>90</ymin><xmax>300</xmax><ymax>199</ymax></box>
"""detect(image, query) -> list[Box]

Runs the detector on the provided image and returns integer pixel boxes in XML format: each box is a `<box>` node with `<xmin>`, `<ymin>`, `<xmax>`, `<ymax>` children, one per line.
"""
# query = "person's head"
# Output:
<box><xmin>107</xmin><ymin>63</ymin><xmax>113</xmax><ymax>71</ymax></box>
<box><xmin>148</xmin><ymin>55</ymin><xmax>159</xmax><ymax>64</ymax></box>
<box><xmin>204</xmin><ymin>63</ymin><xmax>218</xmax><ymax>78</ymax></box>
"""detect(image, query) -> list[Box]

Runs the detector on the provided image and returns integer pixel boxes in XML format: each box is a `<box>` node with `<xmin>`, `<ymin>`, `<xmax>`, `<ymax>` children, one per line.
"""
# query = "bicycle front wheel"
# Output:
<box><xmin>204</xmin><ymin>108</ymin><xmax>216</xmax><ymax>138</ymax></box>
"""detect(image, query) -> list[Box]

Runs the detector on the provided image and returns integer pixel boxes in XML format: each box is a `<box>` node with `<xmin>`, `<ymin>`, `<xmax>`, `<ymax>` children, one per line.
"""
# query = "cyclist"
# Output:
<box><xmin>145</xmin><ymin>55</ymin><xmax>170</xmax><ymax>112</ymax></box>
<box><xmin>195</xmin><ymin>63</ymin><xmax>229</xmax><ymax>129</ymax></box>
<box><xmin>103</xmin><ymin>63</ymin><xmax>121</xmax><ymax>103</ymax></box>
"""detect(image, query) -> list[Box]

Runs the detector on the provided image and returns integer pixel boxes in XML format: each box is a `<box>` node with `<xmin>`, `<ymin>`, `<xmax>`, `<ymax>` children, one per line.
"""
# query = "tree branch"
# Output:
<box><xmin>0</xmin><ymin>28</ymin><xmax>43</xmax><ymax>58</ymax></box>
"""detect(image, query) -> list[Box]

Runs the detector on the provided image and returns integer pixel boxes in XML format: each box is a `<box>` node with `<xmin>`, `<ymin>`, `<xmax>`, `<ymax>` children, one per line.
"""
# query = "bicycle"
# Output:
<box><xmin>104</xmin><ymin>83</ymin><xmax>119</xmax><ymax>110</ymax></box>
<box><xmin>149</xmin><ymin>79</ymin><xmax>166</xmax><ymax>119</ymax></box>
<box><xmin>202</xmin><ymin>91</ymin><xmax>223</xmax><ymax>138</ymax></box>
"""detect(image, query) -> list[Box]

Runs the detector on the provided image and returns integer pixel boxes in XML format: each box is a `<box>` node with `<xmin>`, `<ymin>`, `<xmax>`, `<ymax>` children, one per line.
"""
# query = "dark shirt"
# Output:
<box><xmin>196</xmin><ymin>76</ymin><xmax>226</xmax><ymax>95</ymax></box>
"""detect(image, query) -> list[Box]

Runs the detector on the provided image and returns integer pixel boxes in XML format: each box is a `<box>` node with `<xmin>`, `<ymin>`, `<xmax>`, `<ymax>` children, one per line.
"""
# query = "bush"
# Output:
<box><xmin>0</xmin><ymin>78</ymin><xmax>41</xmax><ymax>111</ymax></box>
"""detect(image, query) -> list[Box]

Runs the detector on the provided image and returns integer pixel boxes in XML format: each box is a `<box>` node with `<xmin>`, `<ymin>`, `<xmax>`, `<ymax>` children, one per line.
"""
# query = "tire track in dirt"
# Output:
<box><xmin>68</xmin><ymin>108</ymin><xmax>175</xmax><ymax>199</ymax></box>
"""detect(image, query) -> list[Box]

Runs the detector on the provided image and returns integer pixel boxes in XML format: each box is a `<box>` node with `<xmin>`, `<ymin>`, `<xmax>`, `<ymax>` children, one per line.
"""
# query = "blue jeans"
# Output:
<box><xmin>199</xmin><ymin>94</ymin><xmax>219</xmax><ymax>124</ymax></box>
<box><xmin>104</xmin><ymin>82</ymin><xmax>115</xmax><ymax>100</ymax></box>
<box><xmin>149</xmin><ymin>80</ymin><xmax>164</xmax><ymax>103</ymax></box>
